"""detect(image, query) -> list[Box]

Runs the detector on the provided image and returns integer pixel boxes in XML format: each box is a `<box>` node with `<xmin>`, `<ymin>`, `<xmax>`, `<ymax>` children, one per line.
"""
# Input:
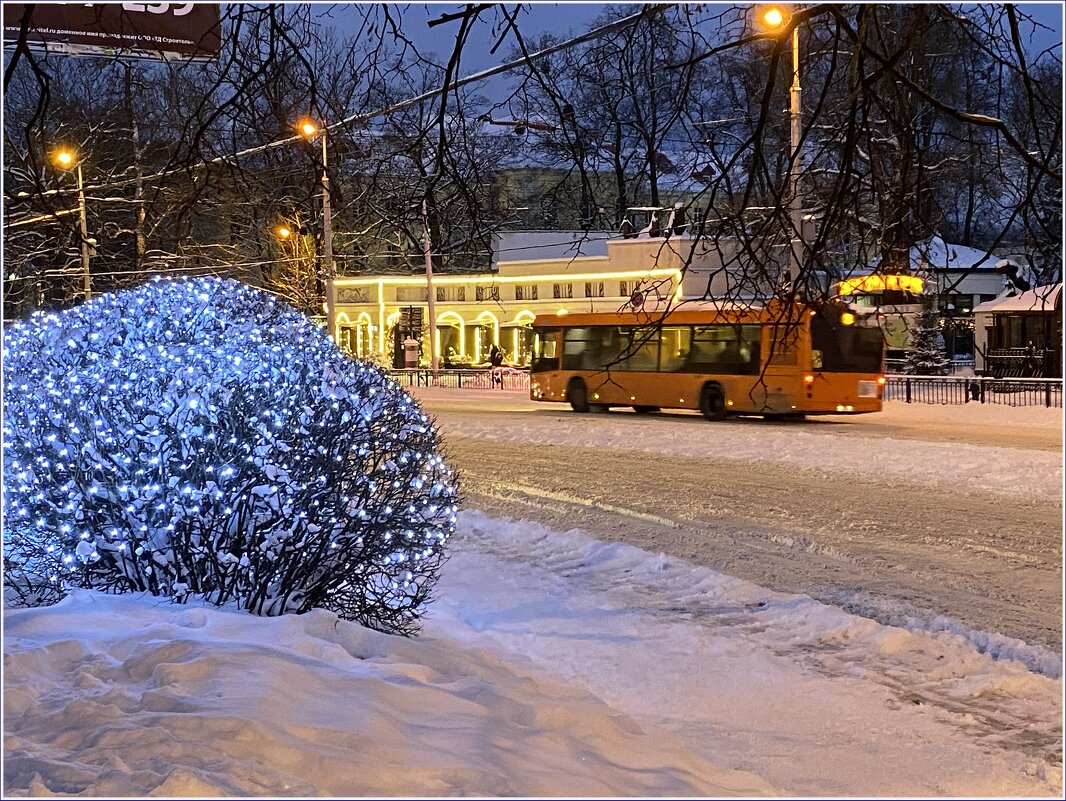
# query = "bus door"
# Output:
<box><xmin>754</xmin><ymin>322</ymin><xmax>803</xmax><ymax>413</ymax></box>
<box><xmin>686</xmin><ymin>323</ymin><xmax>764</xmax><ymax>412</ymax></box>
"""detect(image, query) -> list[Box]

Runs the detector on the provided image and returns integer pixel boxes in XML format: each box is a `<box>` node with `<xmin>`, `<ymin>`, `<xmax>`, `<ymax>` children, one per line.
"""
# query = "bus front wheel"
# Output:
<box><xmin>700</xmin><ymin>384</ymin><xmax>727</xmax><ymax>421</ymax></box>
<box><xmin>567</xmin><ymin>379</ymin><xmax>590</xmax><ymax>413</ymax></box>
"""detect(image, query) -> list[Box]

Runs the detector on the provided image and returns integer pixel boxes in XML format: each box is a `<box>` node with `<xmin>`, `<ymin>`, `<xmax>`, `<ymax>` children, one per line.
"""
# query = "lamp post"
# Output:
<box><xmin>761</xmin><ymin>5</ymin><xmax>803</xmax><ymax>292</ymax></box>
<box><xmin>297</xmin><ymin>119</ymin><xmax>336</xmax><ymax>340</ymax></box>
<box><xmin>52</xmin><ymin>148</ymin><xmax>92</xmax><ymax>301</ymax></box>
<box><xmin>422</xmin><ymin>198</ymin><xmax>439</xmax><ymax>373</ymax></box>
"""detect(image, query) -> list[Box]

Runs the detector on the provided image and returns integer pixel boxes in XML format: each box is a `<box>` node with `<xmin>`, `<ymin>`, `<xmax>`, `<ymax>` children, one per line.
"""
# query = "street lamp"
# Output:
<box><xmin>51</xmin><ymin>147</ymin><xmax>92</xmax><ymax>301</ymax></box>
<box><xmin>296</xmin><ymin>118</ymin><xmax>336</xmax><ymax>340</ymax></box>
<box><xmin>761</xmin><ymin>5</ymin><xmax>803</xmax><ymax>292</ymax></box>
<box><xmin>421</xmin><ymin>198</ymin><xmax>439</xmax><ymax>374</ymax></box>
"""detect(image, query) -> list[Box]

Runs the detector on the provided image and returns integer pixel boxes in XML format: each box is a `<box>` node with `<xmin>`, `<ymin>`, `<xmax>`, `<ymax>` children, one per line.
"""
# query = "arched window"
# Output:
<box><xmin>436</xmin><ymin>312</ymin><xmax>465</xmax><ymax>365</ymax></box>
<box><xmin>472</xmin><ymin>311</ymin><xmax>500</xmax><ymax>363</ymax></box>
<box><xmin>509</xmin><ymin>310</ymin><xmax>537</xmax><ymax>366</ymax></box>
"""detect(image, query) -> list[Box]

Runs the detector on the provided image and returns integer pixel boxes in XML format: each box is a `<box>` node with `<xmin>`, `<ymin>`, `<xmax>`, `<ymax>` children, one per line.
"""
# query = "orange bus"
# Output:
<box><xmin>529</xmin><ymin>300</ymin><xmax>886</xmax><ymax>420</ymax></box>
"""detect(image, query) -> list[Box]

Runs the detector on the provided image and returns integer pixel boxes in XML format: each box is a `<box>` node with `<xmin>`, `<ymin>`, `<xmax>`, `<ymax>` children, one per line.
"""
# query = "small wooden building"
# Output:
<box><xmin>973</xmin><ymin>284</ymin><xmax>1063</xmax><ymax>377</ymax></box>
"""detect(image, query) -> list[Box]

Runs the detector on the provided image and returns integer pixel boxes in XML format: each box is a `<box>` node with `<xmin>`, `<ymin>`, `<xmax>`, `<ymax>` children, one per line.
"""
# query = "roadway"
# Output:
<box><xmin>412</xmin><ymin>388</ymin><xmax>1064</xmax><ymax>653</ymax></box>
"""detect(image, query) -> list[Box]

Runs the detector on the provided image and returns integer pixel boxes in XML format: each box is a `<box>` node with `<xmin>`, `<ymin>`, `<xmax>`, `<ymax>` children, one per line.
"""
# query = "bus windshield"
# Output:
<box><xmin>811</xmin><ymin>312</ymin><xmax>884</xmax><ymax>372</ymax></box>
<box><xmin>531</xmin><ymin>328</ymin><xmax>560</xmax><ymax>372</ymax></box>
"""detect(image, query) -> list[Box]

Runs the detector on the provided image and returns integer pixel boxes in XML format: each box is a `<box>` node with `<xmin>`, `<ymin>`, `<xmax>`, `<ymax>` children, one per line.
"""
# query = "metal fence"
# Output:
<box><xmin>884</xmin><ymin>375</ymin><xmax>1063</xmax><ymax>407</ymax></box>
<box><xmin>386</xmin><ymin>368</ymin><xmax>531</xmax><ymax>392</ymax></box>
<box><xmin>885</xmin><ymin>358</ymin><xmax>976</xmax><ymax>376</ymax></box>
<box><xmin>386</xmin><ymin>369</ymin><xmax>1062</xmax><ymax>408</ymax></box>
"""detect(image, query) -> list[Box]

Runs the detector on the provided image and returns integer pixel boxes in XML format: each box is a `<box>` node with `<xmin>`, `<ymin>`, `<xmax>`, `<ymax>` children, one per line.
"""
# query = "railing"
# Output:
<box><xmin>885</xmin><ymin>358</ymin><xmax>976</xmax><ymax>376</ymax></box>
<box><xmin>983</xmin><ymin>348</ymin><xmax>1058</xmax><ymax>379</ymax></box>
<box><xmin>386</xmin><ymin>368</ymin><xmax>531</xmax><ymax>392</ymax></box>
<box><xmin>385</xmin><ymin>369</ymin><xmax>1062</xmax><ymax>408</ymax></box>
<box><xmin>884</xmin><ymin>375</ymin><xmax>1063</xmax><ymax>407</ymax></box>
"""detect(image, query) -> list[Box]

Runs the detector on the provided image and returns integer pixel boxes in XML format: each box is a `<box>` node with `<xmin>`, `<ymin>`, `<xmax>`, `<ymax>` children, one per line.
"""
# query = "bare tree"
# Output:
<box><xmin>4</xmin><ymin>2</ymin><xmax>1061</xmax><ymax>321</ymax></box>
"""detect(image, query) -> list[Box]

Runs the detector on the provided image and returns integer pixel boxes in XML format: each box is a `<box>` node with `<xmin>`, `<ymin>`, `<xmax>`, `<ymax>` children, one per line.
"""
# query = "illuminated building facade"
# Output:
<box><xmin>333</xmin><ymin>232</ymin><xmax>752</xmax><ymax>367</ymax></box>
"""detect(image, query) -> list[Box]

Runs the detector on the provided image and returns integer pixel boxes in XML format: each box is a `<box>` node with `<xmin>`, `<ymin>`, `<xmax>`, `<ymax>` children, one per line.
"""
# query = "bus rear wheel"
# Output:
<box><xmin>633</xmin><ymin>405</ymin><xmax>659</xmax><ymax>414</ymax></box>
<box><xmin>699</xmin><ymin>384</ymin><xmax>727</xmax><ymax>421</ymax></box>
<box><xmin>567</xmin><ymin>379</ymin><xmax>590</xmax><ymax>413</ymax></box>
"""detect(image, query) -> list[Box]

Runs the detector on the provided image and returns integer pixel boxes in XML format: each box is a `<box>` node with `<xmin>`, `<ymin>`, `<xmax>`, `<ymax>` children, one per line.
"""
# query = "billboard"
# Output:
<box><xmin>3</xmin><ymin>3</ymin><xmax>221</xmax><ymax>61</ymax></box>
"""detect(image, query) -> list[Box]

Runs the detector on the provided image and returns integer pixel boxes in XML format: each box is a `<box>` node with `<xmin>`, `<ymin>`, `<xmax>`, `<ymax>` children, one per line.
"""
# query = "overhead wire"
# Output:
<box><xmin>24</xmin><ymin>7</ymin><xmax>661</xmax><ymax>201</ymax></box>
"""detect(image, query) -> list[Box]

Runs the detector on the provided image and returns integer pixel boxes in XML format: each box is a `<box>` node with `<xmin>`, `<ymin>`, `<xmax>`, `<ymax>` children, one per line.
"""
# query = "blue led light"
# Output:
<box><xmin>3</xmin><ymin>277</ymin><xmax>457</xmax><ymax>633</ymax></box>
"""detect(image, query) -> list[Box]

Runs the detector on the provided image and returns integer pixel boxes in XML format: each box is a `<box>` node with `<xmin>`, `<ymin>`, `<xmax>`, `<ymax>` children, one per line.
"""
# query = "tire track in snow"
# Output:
<box><xmin>447</xmin><ymin>437</ymin><xmax>1063</xmax><ymax>653</ymax></box>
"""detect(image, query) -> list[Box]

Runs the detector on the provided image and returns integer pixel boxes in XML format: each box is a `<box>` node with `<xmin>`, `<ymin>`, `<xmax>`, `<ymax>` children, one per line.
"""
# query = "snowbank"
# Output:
<box><xmin>877</xmin><ymin>399</ymin><xmax>1063</xmax><ymax>429</ymax></box>
<box><xmin>2</xmin><ymin>590</ymin><xmax>769</xmax><ymax>798</ymax></box>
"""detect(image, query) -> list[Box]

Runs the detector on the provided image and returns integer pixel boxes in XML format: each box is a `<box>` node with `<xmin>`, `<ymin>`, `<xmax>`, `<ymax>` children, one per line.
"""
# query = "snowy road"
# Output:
<box><xmin>414</xmin><ymin>389</ymin><xmax>1063</xmax><ymax>654</ymax></box>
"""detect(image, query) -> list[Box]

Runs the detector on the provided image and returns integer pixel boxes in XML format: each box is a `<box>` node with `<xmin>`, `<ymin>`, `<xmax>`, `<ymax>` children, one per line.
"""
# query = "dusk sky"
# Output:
<box><xmin>320</xmin><ymin>1</ymin><xmax>1064</xmax><ymax>74</ymax></box>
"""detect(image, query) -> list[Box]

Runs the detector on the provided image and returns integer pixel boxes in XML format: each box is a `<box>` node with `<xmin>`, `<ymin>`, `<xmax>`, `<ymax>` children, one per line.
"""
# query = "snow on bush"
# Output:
<box><xmin>2</xmin><ymin>277</ymin><xmax>457</xmax><ymax>634</ymax></box>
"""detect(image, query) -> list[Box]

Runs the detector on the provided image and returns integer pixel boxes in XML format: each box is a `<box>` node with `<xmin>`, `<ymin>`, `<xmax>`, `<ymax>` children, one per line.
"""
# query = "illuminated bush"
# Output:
<box><xmin>2</xmin><ymin>277</ymin><xmax>457</xmax><ymax>634</ymax></box>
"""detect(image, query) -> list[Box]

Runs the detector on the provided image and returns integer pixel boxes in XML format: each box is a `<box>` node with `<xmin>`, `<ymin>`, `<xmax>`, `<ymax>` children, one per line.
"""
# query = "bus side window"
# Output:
<box><xmin>688</xmin><ymin>325</ymin><xmax>719</xmax><ymax>368</ymax></box>
<box><xmin>598</xmin><ymin>327</ymin><xmax>625</xmax><ymax>367</ymax></box>
<box><xmin>562</xmin><ymin>327</ymin><xmax>606</xmax><ymax>370</ymax></box>
<box><xmin>735</xmin><ymin>326</ymin><xmax>760</xmax><ymax>372</ymax></box>
<box><xmin>532</xmin><ymin>329</ymin><xmax>560</xmax><ymax>372</ymax></box>
<box><xmin>660</xmin><ymin>326</ymin><xmax>691</xmax><ymax>371</ymax></box>
<box><xmin>616</xmin><ymin>328</ymin><xmax>660</xmax><ymax>371</ymax></box>
<box><xmin>689</xmin><ymin>325</ymin><xmax>759</xmax><ymax>374</ymax></box>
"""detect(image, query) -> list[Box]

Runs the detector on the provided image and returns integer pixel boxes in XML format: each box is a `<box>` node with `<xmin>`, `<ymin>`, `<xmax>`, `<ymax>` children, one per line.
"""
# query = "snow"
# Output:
<box><xmin>871</xmin><ymin>234</ymin><xmax>997</xmax><ymax>272</ymax></box>
<box><xmin>872</xmin><ymin>397</ymin><xmax>1062</xmax><ymax>429</ymax></box>
<box><xmin>974</xmin><ymin>283</ymin><xmax>1063</xmax><ymax>312</ymax></box>
<box><xmin>4</xmin><ymin>509</ymin><xmax>1061</xmax><ymax>796</ymax></box>
<box><xmin>4</xmin><ymin>388</ymin><xmax>1062</xmax><ymax>796</ymax></box>
<box><xmin>435</xmin><ymin>395</ymin><xmax>1063</xmax><ymax>501</ymax></box>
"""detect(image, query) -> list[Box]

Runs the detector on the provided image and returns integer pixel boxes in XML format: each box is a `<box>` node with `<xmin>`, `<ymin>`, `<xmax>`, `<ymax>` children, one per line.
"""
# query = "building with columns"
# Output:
<box><xmin>332</xmin><ymin>229</ymin><xmax>757</xmax><ymax>367</ymax></box>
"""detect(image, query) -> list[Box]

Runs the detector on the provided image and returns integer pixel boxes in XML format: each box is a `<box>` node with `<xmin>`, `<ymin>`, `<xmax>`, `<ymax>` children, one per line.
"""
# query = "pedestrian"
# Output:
<box><xmin>1023</xmin><ymin>340</ymin><xmax>1038</xmax><ymax>377</ymax></box>
<box><xmin>489</xmin><ymin>344</ymin><xmax>504</xmax><ymax>387</ymax></box>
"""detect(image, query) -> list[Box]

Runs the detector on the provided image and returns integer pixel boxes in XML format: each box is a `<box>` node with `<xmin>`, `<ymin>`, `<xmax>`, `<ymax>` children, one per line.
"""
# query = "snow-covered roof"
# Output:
<box><xmin>973</xmin><ymin>283</ymin><xmax>1062</xmax><ymax>314</ymax></box>
<box><xmin>914</xmin><ymin>237</ymin><xmax>996</xmax><ymax>271</ymax></box>
<box><xmin>872</xmin><ymin>236</ymin><xmax>997</xmax><ymax>273</ymax></box>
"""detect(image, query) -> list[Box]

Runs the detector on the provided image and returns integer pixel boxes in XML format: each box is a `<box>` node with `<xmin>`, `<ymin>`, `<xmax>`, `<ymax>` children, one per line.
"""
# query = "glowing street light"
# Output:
<box><xmin>760</xmin><ymin>4</ymin><xmax>803</xmax><ymax>292</ymax></box>
<box><xmin>762</xmin><ymin>6</ymin><xmax>785</xmax><ymax>28</ymax></box>
<box><xmin>51</xmin><ymin>147</ymin><xmax>92</xmax><ymax>301</ymax></box>
<box><xmin>296</xmin><ymin>117</ymin><xmax>336</xmax><ymax>340</ymax></box>
<box><xmin>275</xmin><ymin>224</ymin><xmax>293</xmax><ymax>240</ymax></box>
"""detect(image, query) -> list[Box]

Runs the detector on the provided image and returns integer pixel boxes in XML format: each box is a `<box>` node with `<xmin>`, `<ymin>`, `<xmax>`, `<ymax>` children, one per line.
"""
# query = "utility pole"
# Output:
<box><xmin>74</xmin><ymin>163</ymin><xmax>91</xmax><ymax>300</ymax></box>
<box><xmin>319</xmin><ymin>132</ymin><xmax>336</xmax><ymax>340</ymax></box>
<box><xmin>422</xmin><ymin>198</ymin><xmax>439</xmax><ymax>373</ymax></box>
<box><xmin>788</xmin><ymin>23</ymin><xmax>803</xmax><ymax>292</ymax></box>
